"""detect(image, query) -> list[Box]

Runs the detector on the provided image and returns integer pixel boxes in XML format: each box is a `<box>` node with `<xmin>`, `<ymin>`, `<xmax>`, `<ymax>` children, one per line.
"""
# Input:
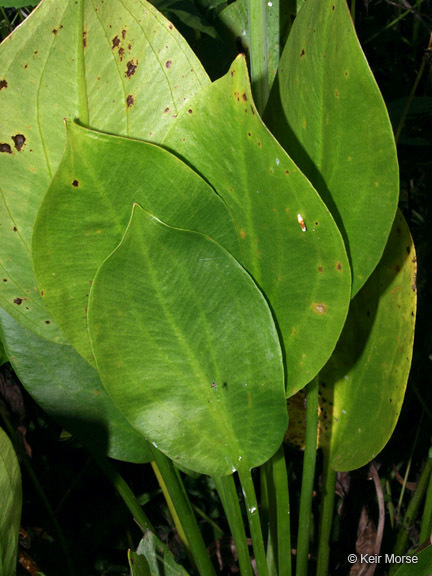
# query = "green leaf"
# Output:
<box><xmin>0</xmin><ymin>427</ymin><xmax>21</xmax><ymax>576</ymax></box>
<box><xmin>392</xmin><ymin>546</ymin><xmax>432</xmax><ymax>576</ymax></box>
<box><xmin>267</xmin><ymin>0</ymin><xmax>399</xmax><ymax>296</ymax></box>
<box><xmin>0</xmin><ymin>339</ymin><xmax>7</xmax><ymax>367</ymax></box>
<box><xmin>33</xmin><ymin>121</ymin><xmax>240</xmax><ymax>366</ymax></box>
<box><xmin>319</xmin><ymin>211</ymin><xmax>416</xmax><ymax>471</ymax></box>
<box><xmin>0</xmin><ymin>0</ymin><xmax>209</xmax><ymax>341</ymax></box>
<box><xmin>163</xmin><ymin>55</ymin><xmax>351</xmax><ymax>395</ymax></box>
<box><xmin>89</xmin><ymin>204</ymin><xmax>287</xmax><ymax>476</ymax></box>
<box><xmin>129</xmin><ymin>531</ymin><xmax>189</xmax><ymax>576</ymax></box>
<box><xmin>0</xmin><ymin>308</ymin><xmax>151</xmax><ymax>463</ymax></box>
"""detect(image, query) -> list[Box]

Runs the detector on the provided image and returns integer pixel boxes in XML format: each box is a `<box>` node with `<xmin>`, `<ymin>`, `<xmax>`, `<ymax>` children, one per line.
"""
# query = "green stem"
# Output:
<box><xmin>213</xmin><ymin>475</ymin><xmax>254</xmax><ymax>576</ymax></box>
<box><xmin>88</xmin><ymin>446</ymin><xmax>153</xmax><ymax>532</ymax></box>
<box><xmin>150</xmin><ymin>447</ymin><xmax>216</xmax><ymax>576</ymax></box>
<box><xmin>394</xmin><ymin>458</ymin><xmax>432</xmax><ymax>556</ymax></box>
<box><xmin>296</xmin><ymin>376</ymin><xmax>319</xmax><ymax>576</ymax></box>
<box><xmin>419</xmin><ymin>450</ymin><xmax>432</xmax><ymax>543</ymax></box>
<box><xmin>316</xmin><ymin>448</ymin><xmax>337</xmax><ymax>576</ymax></box>
<box><xmin>272</xmin><ymin>445</ymin><xmax>292</xmax><ymax>576</ymax></box>
<box><xmin>248</xmin><ymin>0</ymin><xmax>269</xmax><ymax>114</ymax></box>
<box><xmin>0</xmin><ymin>405</ymin><xmax>76</xmax><ymax>576</ymax></box>
<box><xmin>238</xmin><ymin>468</ymin><xmax>269</xmax><ymax>576</ymax></box>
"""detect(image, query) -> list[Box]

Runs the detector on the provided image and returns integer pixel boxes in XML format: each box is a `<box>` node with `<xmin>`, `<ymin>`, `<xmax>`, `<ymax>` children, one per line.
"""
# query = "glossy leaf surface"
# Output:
<box><xmin>0</xmin><ymin>427</ymin><xmax>21</xmax><ymax>576</ymax></box>
<box><xmin>0</xmin><ymin>309</ymin><xmax>150</xmax><ymax>463</ymax></box>
<box><xmin>33</xmin><ymin>121</ymin><xmax>239</xmax><ymax>365</ymax></box>
<box><xmin>164</xmin><ymin>55</ymin><xmax>351</xmax><ymax>395</ymax></box>
<box><xmin>267</xmin><ymin>0</ymin><xmax>399</xmax><ymax>295</ymax></box>
<box><xmin>89</xmin><ymin>205</ymin><xmax>287</xmax><ymax>476</ymax></box>
<box><xmin>319</xmin><ymin>211</ymin><xmax>416</xmax><ymax>470</ymax></box>
<box><xmin>0</xmin><ymin>0</ymin><xmax>209</xmax><ymax>340</ymax></box>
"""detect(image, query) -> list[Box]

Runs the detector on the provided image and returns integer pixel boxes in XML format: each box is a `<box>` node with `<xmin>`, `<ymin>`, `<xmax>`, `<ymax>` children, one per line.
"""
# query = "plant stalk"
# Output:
<box><xmin>238</xmin><ymin>468</ymin><xmax>269</xmax><ymax>576</ymax></box>
<box><xmin>296</xmin><ymin>376</ymin><xmax>319</xmax><ymax>576</ymax></box>
<box><xmin>213</xmin><ymin>475</ymin><xmax>254</xmax><ymax>576</ymax></box>
<box><xmin>248</xmin><ymin>0</ymin><xmax>269</xmax><ymax>114</ymax></box>
<box><xmin>316</xmin><ymin>448</ymin><xmax>337</xmax><ymax>576</ymax></box>
<box><xmin>150</xmin><ymin>446</ymin><xmax>217</xmax><ymax>576</ymax></box>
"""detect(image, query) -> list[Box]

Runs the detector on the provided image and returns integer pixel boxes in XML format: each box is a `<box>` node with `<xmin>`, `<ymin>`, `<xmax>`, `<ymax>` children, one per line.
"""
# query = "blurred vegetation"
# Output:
<box><xmin>1</xmin><ymin>1</ymin><xmax>431</xmax><ymax>574</ymax></box>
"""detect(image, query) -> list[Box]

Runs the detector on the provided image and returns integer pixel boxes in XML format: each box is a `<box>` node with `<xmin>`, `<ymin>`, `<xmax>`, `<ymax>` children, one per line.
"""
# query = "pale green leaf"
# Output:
<box><xmin>266</xmin><ymin>0</ymin><xmax>399</xmax><ymax>296</ymax></box>
<box><xmin>33</xmin><ymin>121</ymin><xmax>240</xmax><ymax>365</ymax></box>
<box><xmin>0</xmin><ymin>0</ymin><xmax>209</xmax><ymax>341</ymax></box>
<box><xmin>89</xmin><ymin>205</ymin><xmax>287</xmax><ymax>476</ymax></box>
<box><xmin>163</xmin><ymin>55</ymin><xmax>351</xmax><ymax>395</ymax></box>
<box><xmin>129</xmin><ymin>531</ymin><xmax>189</xmax><ymax>576</ymax></box>
<box><xmin>0</xmin><ymin>427</ymin><xmax>21</xmax><ymax>576</ymax></box>
<box><xmin>0</xmin><ymin>309</ymin><xmax>150</xmax><ymax>463</ymax></box>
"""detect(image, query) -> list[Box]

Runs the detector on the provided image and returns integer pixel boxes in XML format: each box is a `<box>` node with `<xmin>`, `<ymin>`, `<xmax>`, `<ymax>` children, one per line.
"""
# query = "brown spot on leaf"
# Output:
<box><xmin>231</xmin><ymin>70</ymin><xmax>235</xmax><ymax>76</ymax></box>
<box><xmin>13</xmin><ymin>226</ymin><xmax>17</xmax><ymax>232</ymax></box>
<box><xmin>83</xmin><ymin>30</ymin><xmax>87</xmax><ymax>48</ymax></box>
<box><xmin>126</xmin><ymin>94</ymin><xmax>135</xmax><ymax>107</ymax></box>
<box><xmin>168</xmin><ymin>23</ymin><xmax>173</xmax><ymax>30</ymax></box>
<box><xmin>3</xmin><ymin>279</ymin><xmax>7</xmax><ymax>282</ymax></box>
<box><xmin>0</xmin><ymin>143</ymin><xmax>12</xmax><ymax>154</ymax></box>
<box><xmin>0</xmin><ymin>79</ymin><xmax>7</xmax><ymax>90</ymax></box>
<box><xmin>336</xmin><ymin>262</ymin><xmax>342</xmax><ymax>271</ymax></box>
<box><xmin>285</xmin><ymin>170</ymin><xmax>290</xmax><ymax>175</ymax></box>
<box><xmin>250</xmin><ymin>105</ymin><xmax>255</xmax><ymax>115</ymax></box>
<box><xmin>334</xmin><ymin>89</ymin><xmax>339</xmax><ymax>98</ymax></box>
<box><xmin>300</xmin><ymin>48</ymin><xmax>305</xmax><ymax>57</ymax></box>
<box><xmin>40</xmin><ymin>290</ymin><xmax>44</xmax><ymax>296</ymax></box>
<box><xmin>188</xmin><ymin>108</ymin><xmax>193</xmax><ymax>114</ymax></box>
<box><xmin>45</xmin><ymin>320</ymin><xmax>51</xmax><ymax>324</ymax></box>
<box><xmin>241</xmin><ymin>92</ymin><xmax>248</xmax><ymax>101</ymax></box>
<box><xmin>257</xmin><ymin>140</ymin><xmax>262</xmax><ymax>147</ymax></box>
<box><xmin>72</xmin><ymin>180</ymin><xmax>79</xmax><ymax>187</ymax></box>
<box><xmin>165</xmin><ymin>60</ymin><xmax>172</xmax><ymax>69</ymax></box>
<box><xmin>313</xmin><ymin>302</ymin><xmax>327</xmax><ymax>314</ymax></box>
<box><xmin>125</xmin><ymin>60</ymin><xmax>138</xmax><ymax>77</ymax></box>
<box><xmin>112</xmin><ymin>35</ymin><xmax>120</xmax><ymax>48</ymax></box>
<box><xmin>164</xmin><ymin>107</ymin><xmax>170</xmax><ymax>114</ymax></box>
<box><xmin>122</xmin><ymin>29</ymin><xmax>126</xmax><ymax>39</ymax></box>
<box><xmin>118</xmin><ymin>47</ymin><xmax>125</xmax><ymax>60</ymax></box>
<box><xmin>12</xmin><ymin>134</ymin><xmax>25</xmax><ymax>152</ymax></box>
<box><xmin>14</xmin><ymin>298</ymin><xmax>23</xmax><ymax>305</ymax></box>
<box><xmin>318</xmin><ymin>266</ymin><xmax>323</xmax><ymax>272</ymax></box>
<box><xmin>52</xmin><ymin>28</ymin><xmax>58</xmax><ymax>34</ymax></box>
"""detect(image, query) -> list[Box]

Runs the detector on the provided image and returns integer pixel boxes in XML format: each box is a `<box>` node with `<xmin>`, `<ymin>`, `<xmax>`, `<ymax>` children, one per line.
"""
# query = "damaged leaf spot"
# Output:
<box><xmin>188</xmin><ymin>109</ymin><xmax>193</xmax><ymax>114</ymax></box>
<box><xmin>165</xmin><ymin>60</ymin><xmax>172</xmax><ymax>68</ymax></box>
<box><xmin>13</xmin><ymin>226</ymin><xmax>17</xmax><ymax>232</ymax></box>
<box><xmin>72</xmin><ymin>180</ymin><xmax>79</xmax><ymax>187</ymax></box>
<box><xmin>112</xmin><ymin>35</ymin><xmax>120</xmax><ymax>48</ymax></box>
<box><xmin>14</xmin><ymin>298</ymin><xmax>23</xmax><ymax>305</ymax></box>
<box><xmin>241</xmin><ymin>92</ymin><xmax>248</xmax><ymax>101</ymax></box>
<box><xmin>168</xmin><ymin>23</ymin><xmax>173</xmax><ymax>30</ymax></box>
<box><xmin>300</xmin><ymin>48</ymin><xmax>305</xmax><ymax>57</ymax></box>
<box><xmin>122</xmin><ymin>29</ymin><xmax>126</xmax><ymax>39</ymax></box>
<box><xmin>45</xmin><ymin>320</ymin><xmax>51</xmax><ymax>324</ymax></box>
<box><xmin>0</xmin><ymin>143</ymin><xmax>12</xmax><ymax>154</ymax></box>
<box><xmin>164</xmin><ymin>107</ymin><xmax>170</xmax><ymax>114</ymax></box>
<box><xmin>334</xmin><ymin>89</ymin><xmax>339</xmax><ymax>98</ymax></box>
<box><xmin>12</xmin><ymin>134</ymin><xmax>26</xmax><ymax>152</ymax></box>
<box><xmin>313</xmin><ymin>302</ymin><xmax>327</xmax><ymax>314</ymax></box>
<box><xmin>126</xmin><ymin>94</ymin><xmax>135</xmax><ymax>107</ymax></box>
<box><xmin>83</xmin><ymin>30</ymin><xmax>87</xmax><ymax>48</ymax></box>
<box><xmin>0</xmin><ymin>79</ymin><xmax>7</xmax><ymax>90</ymax></box>
<box><xmin>52</xmin><ymin>25</ymin><xmax>62</xmax><ymax>35</ymax></box>
<box><xmin>125</xmin><ymin>60</ymin><xmax>138</xmax><ymax>78</ymax></box>
<box><xmin>119</xmin><ymin>47</ymin><xmax>125</xmax><ymax>60</ymax></box>
<box><xmin>336</xmin><ymin>262</ymin><xmax>342</xmax><ymax>271</ymax></box>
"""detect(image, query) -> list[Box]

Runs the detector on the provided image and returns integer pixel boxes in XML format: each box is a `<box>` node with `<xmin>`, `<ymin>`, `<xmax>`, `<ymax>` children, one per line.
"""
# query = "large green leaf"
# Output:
<box><xmin>318</xmin><ymin>211</ymin><xmax>416</xmax><ymax>470</ymax></box>
<box><xmin>0</xmin><ymin>0</ymin><xmax>209</xmax><ymax>341</ymax></box>
<box><xmin>163</xmin><ymin>55</ymin><xmax>351</xmax><ymax>396</ymax></box>
<box><xmin>33</xmin><ymin>121</ymin><xmax>240</xmax><ymax>365</ymax></box>
<box><xmin>89</xmin><ymin>205</ymin><xmax>288</xmax><ymax>476</ymax></box>
<box><xmin>0</xmin><ymin>309</ymin><xmax>151</xmax><ymax>463</ymax></box>
<box><xmin>0</xmin><ymin>427</ymin><xmax>21</xmax><ymax>576</ymax></box>
<box><xmin>266</xmin><ymin>0</ymin><xmax>399</xmax><ymax>296</ymax></box>
<box><xmin>392</xmin><ymin>546</ymin><xmax>432</xmax><ymax>576</ymax></box>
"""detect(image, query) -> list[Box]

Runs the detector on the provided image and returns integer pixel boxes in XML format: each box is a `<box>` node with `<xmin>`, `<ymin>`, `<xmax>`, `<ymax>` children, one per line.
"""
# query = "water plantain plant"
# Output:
<box><xmin>0</xmin><ymin>0</ymin><xmax>424</xmax><ymax>574</ymax></box>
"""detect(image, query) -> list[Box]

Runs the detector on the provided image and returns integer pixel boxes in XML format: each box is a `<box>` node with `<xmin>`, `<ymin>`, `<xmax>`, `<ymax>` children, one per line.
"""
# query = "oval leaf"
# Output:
<box><xmin>89</xmin><ymin>205</ymin><xmax>288</xmax><ymax>476</ymax></box>
<box><xmin>163</xmin><ymin>55</ymin><xmax>351</xmax><ymax>395</ymax></box>
<box><xmin>0</xmin><ymin>309</ymin><xmax>150</xmax><ymax>463</ymax></box>
<box><xmin>0</xmin><ymin>0</ymin><xmax>210</xmax><ymax>340</ymax></box>
<box><xmin>319</xmin><ymin>211</ymin><xmax>416</xmax><ymax>470</ymax></box>
<box><xmin>33</xmin><ymin>121</ymin><xmax>240</xmax><ymax>365</ymax></box>
<box><xmin>267</xmin><ymin>0</ymin><xmax>399</xmax><ymax>296</ymax></box>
